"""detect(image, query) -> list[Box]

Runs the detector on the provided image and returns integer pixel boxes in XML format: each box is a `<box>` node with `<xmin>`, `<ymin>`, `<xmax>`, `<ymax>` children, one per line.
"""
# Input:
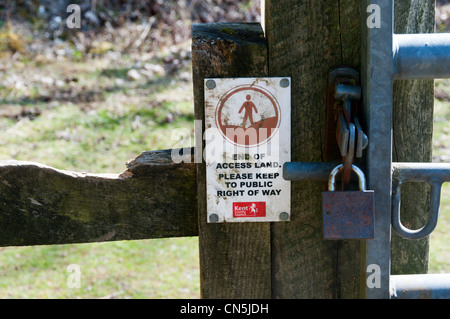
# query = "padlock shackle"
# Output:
<box><xmin>328</xmin><ymin>164</ymin><xmax>366</xmax><ymax>191</ymax></box>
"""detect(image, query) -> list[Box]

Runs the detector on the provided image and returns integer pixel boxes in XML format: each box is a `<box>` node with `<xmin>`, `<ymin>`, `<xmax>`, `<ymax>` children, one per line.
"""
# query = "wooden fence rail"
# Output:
<box><xmin>0</xmin><ymin>148</ymin><xmax>198</xmax><ymax>247</ymax></box>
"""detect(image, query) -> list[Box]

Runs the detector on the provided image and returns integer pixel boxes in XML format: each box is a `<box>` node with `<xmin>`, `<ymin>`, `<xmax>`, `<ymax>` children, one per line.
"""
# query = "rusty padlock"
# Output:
<box><xmin>322</xmin><ymin>164</ymin><xmax>374</xmax><ymax>239</ymax></box>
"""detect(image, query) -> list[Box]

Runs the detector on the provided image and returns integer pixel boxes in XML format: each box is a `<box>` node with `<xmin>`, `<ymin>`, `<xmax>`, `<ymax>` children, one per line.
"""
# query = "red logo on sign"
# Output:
<box><xmin>233</xmin><ymin>202</ymin><xmax>266</xmax><ymax>218</ymax></box>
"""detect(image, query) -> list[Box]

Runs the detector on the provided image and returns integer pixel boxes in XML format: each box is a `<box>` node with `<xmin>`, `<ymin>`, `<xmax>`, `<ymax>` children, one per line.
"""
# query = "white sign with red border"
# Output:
<box><xmin>204</xmin><ymin>77</ymin><xmax>291</xmax><ymax>223</ymax></box>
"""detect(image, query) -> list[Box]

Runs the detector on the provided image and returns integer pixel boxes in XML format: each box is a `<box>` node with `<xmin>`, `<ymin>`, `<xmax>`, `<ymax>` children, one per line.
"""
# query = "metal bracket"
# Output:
<box><xmin>391</xmin><ymin>162</ymin><xmax>450</xmax><ymax>240</ymax></box>
<box><xmin>325</xmin><ymin>67</ymin><xmax>359</xmax><ymax>162</ymax></box>
<box><xmin>354</xmin><ymin>116</ymin><xmax>369</xmax><ymax>158</ymax></box>
<box><xmin>325</xmin><ymin>67</ymin><xmax>368</xmax><ymax>187</ymax></box>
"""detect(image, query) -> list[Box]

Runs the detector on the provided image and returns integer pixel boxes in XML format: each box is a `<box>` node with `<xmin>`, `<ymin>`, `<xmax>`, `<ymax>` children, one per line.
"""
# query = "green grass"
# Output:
<box><xmin>0</xmin><ymin>238</ymin><xmax>200</xmax><ymax>298</ymax></box>
<box><xmin>0</xmin><ymin>58</ymin><xmax>195</xmax><ymax>173</ymax></box>
<box><xmin>429</xmin><ymin>79</ymin><xmax>450</xmax><ymax>274</ymax></box>
<box><xmin>429</xmin><ymin>183</ymin><xmax>450</xmax><ymax>274</ymax></box>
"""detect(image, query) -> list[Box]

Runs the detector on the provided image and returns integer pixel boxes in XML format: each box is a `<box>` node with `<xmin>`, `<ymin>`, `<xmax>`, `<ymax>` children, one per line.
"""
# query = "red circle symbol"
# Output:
<box><xmin>215</xmin><ymin>85</ymin><xmax>281</xmax><ymax>147</ymax></box>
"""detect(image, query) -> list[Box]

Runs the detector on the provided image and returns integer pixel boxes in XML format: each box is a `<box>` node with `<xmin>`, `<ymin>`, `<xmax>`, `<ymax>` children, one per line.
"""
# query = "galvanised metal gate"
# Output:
<box><xmin>284</xmin><ymin>0</ymin><xmax>450</xmax><ymax>299</ymax></box>
<box><xmin>362</xmin><ymin>0</ymin><xmax>450</xmax><ymax>299</ymax></box>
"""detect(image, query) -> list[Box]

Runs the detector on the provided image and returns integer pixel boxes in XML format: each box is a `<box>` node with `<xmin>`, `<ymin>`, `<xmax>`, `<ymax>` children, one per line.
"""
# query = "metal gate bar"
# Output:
<box><xmin>394</xmin><ymin>33</ymin><xmax>450</xmax><ymax>79</ymax></box>
<box><xmin>362</xmin><ymin>0</ymin><xmax>450</xmax><ymax>298</ymax></box>
<box><xmin>391</xmin><ymin>274</ymin><xmax>450</xmax><ymax>299</ymax></box>
<box><xmin>283</xmin><ymin>162</ymin><xmax>338</xmax><ymax>181</ymax></box>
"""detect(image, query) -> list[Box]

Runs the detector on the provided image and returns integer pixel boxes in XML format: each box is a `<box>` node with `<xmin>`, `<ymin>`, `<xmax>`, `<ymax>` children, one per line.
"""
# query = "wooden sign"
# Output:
<box><xmin>204</xmin><ymin>77</ymin><xmax>291</xmax><ymax>223</ymax></box>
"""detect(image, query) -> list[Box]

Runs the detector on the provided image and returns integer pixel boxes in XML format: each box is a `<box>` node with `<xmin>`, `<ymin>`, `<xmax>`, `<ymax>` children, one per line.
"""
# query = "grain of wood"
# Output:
<box><xmin>0</xmin><ymin>149</ymin><xmax>198</xmax><ymax>246</ymax></box>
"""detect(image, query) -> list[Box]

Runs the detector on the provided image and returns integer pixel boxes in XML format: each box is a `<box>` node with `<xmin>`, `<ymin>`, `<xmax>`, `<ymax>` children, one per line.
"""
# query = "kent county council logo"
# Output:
<box><xmin>233</xmin><ymin>202</ymin><xmax>266</xmax><ymax>218</ymax></box>
<box><xmin>215</xmin><ymin>85</ymin><xmax>281</xmax><ymax>147</ymax></box>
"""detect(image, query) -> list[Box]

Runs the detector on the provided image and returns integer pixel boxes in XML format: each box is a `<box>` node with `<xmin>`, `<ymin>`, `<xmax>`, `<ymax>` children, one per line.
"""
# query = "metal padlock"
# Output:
<box><xmin>322</xmin><ymin>164</ymin><xmax>374</xmax><ymax>239</ymax></box>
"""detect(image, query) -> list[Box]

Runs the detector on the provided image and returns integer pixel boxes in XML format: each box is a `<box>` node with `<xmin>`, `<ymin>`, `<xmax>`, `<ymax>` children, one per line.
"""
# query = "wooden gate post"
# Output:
<box><xmin>263</xmin><ymin>0</ymin><xmax>434</xmax><ymax>298</ymax></box>
<box><xmin>192</xmin><ymin>23</ymin><xmax>271</xmax><ymax>299</ymax></box>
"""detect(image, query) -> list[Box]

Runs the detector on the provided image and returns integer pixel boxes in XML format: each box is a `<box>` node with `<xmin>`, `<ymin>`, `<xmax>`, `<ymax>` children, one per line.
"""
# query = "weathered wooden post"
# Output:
<box><xmin>192</xmin><ymin>0</ymin><xmax>435</xmax><ymax>298</ymax></box>
<box><xmin>263</xmin><ymin>0</ymin><xmax>362</xmax><ymax>299</ymax></box>
<box><xmin>192</xmin><ymin>23</ymin><xmax>272</xmax><ymax>299</ymax></box>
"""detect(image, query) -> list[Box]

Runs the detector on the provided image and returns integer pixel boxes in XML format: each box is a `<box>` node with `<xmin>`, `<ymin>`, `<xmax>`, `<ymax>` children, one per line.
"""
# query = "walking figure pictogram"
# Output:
<box><xmin>239</xmin><ymin>95</ymin><xmax>258</xmax><ymax>127</ymax></box>
<box><xmin>250</xmin><ymin>203</ymin><xmax>257</xmax><ymax>215</ymax></box>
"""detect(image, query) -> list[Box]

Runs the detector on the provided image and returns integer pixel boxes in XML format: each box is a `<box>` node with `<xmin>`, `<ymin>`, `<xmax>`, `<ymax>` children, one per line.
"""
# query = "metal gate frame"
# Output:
<box><xmin>361</xmin><ymin>0</ymin><xmax>450</xmax><ymax>299</ymax></box>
